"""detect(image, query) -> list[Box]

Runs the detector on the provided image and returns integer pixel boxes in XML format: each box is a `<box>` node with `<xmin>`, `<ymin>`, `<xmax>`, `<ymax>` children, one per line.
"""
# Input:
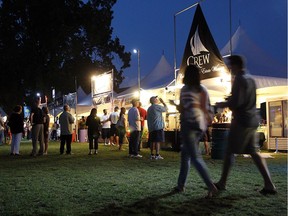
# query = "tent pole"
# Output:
<box><xmin>229</xmin><ymin>0</ymin><xmax>233</xmax><ymax>56</ymax></box>
<box><xmin>111</xmin><ymin>69</ymin><xmax>114</xmax><ymax>112</ymax></box>
<box><xmin>173</xmin><ymin>0</ymin><xmax>204</xmax><ymax>149</ymax></box>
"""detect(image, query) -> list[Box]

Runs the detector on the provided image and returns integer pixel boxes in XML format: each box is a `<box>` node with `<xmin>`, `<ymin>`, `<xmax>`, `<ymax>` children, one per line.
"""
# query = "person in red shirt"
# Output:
<box><xmin>137</xmin><ymin>102</ymin><xmax>147</xmax><ymax>151</ymax></box>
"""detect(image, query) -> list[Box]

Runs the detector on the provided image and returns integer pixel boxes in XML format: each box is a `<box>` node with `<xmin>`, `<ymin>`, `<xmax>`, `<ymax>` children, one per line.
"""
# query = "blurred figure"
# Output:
<box><xmin>42</xmin><ymin>107</ymin><xmax>50</xmax><ymax>154</ymax></box>
<box><xmin>30</xmin><ymin>97</ymin><xmax>44</xmax><ymax>156</ymax></box>
<box><xmin>8</xmin><ymin>105</ymin><xmax>24</xmax><ymax>155</ymax></box>
<box><xmin>86</xmin><ymin>108</ymin><xmax>101</xmax><ymax>155</ymax></box>
<box><xmin>4</xmin><ymin>120</ymin><xmax>12</xmax><ymax>144</ymax></box>
<box><xmin>215</xmin><ymin>55</ymin><xmax>276</xmax><ymax>195</ymax></box>
<box><xmin>202</xmin><ymin>130</ymin><xmax>210</xmax><ymax>155</ymax></box>
<box><xmin>116</xmin><ymin>107</ymin><xmax>127</xmax><ymax>151</ymax></box>
<box><xmin>78</xmin><ymin>116</ymin><xmax>86</xmax><ymax>130</ymax></box>
<box><xmin>59</xmin><ymin>105</ymin><xmax>75</xmax><ymax>155</ymax></box>
<box><xmin>147</xmin><ymin>96</ymin><xmax>167</xmax><ymax>160</ymax></box>
<box><xmin>137</xmin><ymin>102</ymin><xmax>147</xmax><ymax>151</ymax></box>
<box><xmin>101</xmin><ymin>109</ymin><xmax>110</xmax><ymax>145</ymax></box>
<box><xmin>172</xmin><ymin>65</ymin><xmax>217</xmax><ymax>198</ymax></box>
<box><xmin>127</xmin><ymin>99</ymin><xmax>142</xmax><ymax>158</ymax></box>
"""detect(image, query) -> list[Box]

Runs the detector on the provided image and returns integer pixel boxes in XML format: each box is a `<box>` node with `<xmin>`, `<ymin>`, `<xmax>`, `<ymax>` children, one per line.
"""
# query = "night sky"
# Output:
<box><xmin>111</xmin><ymin>0</ymin><xmax>287</xmax><ymax>87</ymax></box>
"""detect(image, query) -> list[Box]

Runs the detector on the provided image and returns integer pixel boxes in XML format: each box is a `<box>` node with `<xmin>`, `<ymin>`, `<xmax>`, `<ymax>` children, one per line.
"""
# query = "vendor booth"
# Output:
<box><xmin>266</xmin><ymin>97</ymin><xmax>288</xmax><ymax>151</ymax></box>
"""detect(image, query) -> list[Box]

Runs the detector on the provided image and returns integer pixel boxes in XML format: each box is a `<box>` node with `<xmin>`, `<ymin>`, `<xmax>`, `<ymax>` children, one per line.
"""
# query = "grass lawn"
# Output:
<box><xmin>0</xmin><ymin>141</ymin><xmax>287</xmax><ymax>216</ymax></box>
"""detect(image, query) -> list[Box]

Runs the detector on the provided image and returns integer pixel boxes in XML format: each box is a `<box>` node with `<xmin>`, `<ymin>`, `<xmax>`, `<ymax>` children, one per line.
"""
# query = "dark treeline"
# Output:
<box><xmin>0</xmin><ymin>0</ymin><xmax>131</xmax><ymax>113</ymax></box>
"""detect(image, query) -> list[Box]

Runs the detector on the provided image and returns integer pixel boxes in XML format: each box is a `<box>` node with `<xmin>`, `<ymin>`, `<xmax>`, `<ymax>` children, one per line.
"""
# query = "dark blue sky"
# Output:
<box><xmin>112</xmin><ymin>0</ymin><xmax>287</xmax><ymax>87</ymax></box>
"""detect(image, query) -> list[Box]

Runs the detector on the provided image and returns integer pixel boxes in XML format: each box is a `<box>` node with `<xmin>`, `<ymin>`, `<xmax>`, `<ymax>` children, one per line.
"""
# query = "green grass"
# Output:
<box><xmin>0</xmin><ymin>141</ymin><xmax>287</xmax><ymax>216</ymax></box>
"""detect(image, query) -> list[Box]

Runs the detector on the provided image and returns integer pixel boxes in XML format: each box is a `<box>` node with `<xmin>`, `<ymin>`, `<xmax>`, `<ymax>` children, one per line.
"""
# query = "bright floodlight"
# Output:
<box><xmin>133</xmin><ymin>49</ymin><xmax>138</xmax><ymax>54</ymax></box>
<box><xmin>36</xmin><ymin>93</ymin><xmax>40</xmax><ymax>97</ymax></box>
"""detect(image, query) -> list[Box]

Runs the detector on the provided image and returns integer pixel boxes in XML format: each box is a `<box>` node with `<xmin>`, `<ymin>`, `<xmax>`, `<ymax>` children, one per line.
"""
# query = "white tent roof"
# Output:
<box><xmin>77</xmin><ymin>86</ymin><xmax>92</xmax><ymax>106</ymax></box>
<box><xmin>117</xmin><ymin>55</ymin><xmax>174</xmax><ymax>97</ymax></box>
<box><xmin>221</xmin><ymin>26</ymin><xmax>287</xmax><ymax>78</ymax></box>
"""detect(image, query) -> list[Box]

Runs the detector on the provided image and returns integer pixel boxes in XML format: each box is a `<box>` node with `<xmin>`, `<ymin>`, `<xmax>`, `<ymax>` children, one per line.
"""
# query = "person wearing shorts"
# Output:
<box><xmin>101</xmin><ymin>109</ymin><xmax>110</xmax><ymax>145</ymax></box>
<box><xmin>147</xmin><ymin>96</ymin><xmax>168</xmax><ymax>160</ymax></box>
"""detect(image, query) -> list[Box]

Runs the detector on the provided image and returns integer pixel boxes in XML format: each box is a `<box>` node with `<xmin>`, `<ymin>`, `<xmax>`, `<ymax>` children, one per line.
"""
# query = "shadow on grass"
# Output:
<box><xmin>87</xmin><ymin>191</ymin><xmax>249</xmax><ymax>216</ymax></box>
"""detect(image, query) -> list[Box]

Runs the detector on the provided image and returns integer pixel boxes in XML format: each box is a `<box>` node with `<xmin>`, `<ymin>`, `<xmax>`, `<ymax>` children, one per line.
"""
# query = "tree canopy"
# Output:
<box><xmin>0</xmin><ymin>0</ymin><xmax>131</xmax><ymax>113</ymax></box>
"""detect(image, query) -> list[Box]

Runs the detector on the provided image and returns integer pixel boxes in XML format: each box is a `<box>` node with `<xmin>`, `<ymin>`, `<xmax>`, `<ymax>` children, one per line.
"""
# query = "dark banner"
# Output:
<box><xmin>178</xmin><ymin>4</ymin><xmax>227</xmax><ymax>83</ymax></box>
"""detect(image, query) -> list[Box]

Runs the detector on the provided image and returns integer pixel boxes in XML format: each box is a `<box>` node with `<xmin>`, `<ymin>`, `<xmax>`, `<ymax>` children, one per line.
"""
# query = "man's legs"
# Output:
<box><xmin>31</xmin><ymin>125</ymin><xmax>39</xmax><ymax>155</ymax></box>
<box><xmin>66</xmin><ymin>134</ymin><xmax>72</xmax><ymax>154</ymax></box>
<box><xmin>216</xmin><ymin>150</ymin><xmax>235</xmax><ymax>189</ymax></box>
<box><xmin>60</xmin><ymin>135</ymin><xmax>65</xmax><ymax>154</ymax></box>
<box><xmin>251</xmin><ymin>152</ymin><xmax>276</xmax><ymax>190</ymax></box>
<box><xmin>38</xmin><ymin>124</ymin><xmax>44</xmax><ymax>155</ymax></box>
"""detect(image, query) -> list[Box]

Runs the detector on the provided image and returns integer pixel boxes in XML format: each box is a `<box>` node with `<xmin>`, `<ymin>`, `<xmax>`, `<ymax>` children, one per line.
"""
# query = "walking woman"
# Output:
<box><xmin>86</xmin><ymin>108</ymin><xmax>101</xmax><ymax>155</ymax></box>
<box><xmin>172</xmin><ymin>65</ymin><xmax>217</xmax><ymax>198</ymax></box>
<box><xmin>8</xmin><ymin>105</ymin><xmax>24</xmax><ymax>156</ymax></box>
<box><xmin>116</xmin><ymin>107</ymin><xmax>127</xmax><ymax>151</ymax></box>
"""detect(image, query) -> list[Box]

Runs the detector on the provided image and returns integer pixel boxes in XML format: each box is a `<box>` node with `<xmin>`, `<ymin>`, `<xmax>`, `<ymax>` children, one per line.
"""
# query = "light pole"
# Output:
<box><xmin>133</xmin><ymin>49</ymin><xmax>141</xmax><ymax>100</ymax></box>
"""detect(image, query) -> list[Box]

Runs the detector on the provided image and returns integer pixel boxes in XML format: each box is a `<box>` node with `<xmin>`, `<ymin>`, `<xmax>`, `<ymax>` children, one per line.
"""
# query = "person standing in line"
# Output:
<box><xmin>30</xmin><ymin>97</ymin><xmax>44</xmax><ymax>156</ymax></box>
<box><xmin>109</xmin><ymin>106</ymin><xmax>120</xmax><ymax>146</ymax></box>
<box><xmin>59</xmin><ymin>104</ymin><xmax>75</xmax><ymax>155</ymax></box>
<box><xmin>147</xmin><ymin>96</ymin><xmax>168</xmax><ymax>160</ymax></box>
<box><xmin>78</xmin><ymin>116</ymin><xmax>86</xmax><ymax>130</ymax></box>
<box><xmin>137</xmin><ymin>102</ymin><xmax>147</xmax><ymax>151</ymax></box>
<box><xmin>116</xmin><ymin>107</ymin><xmax>127</xmax><ymax>151</ymax></box>
<box><xmin>51</xmin><ymin>121</ymin><xmax>58</xmax><ymax>141</ymax></box>
<box><xmin>172</xmin><ymin>65</ymin><xmax>217</xmax><ymax>198</ymax></box>
<box><xmin>4</xmin><ymin>120</ymin><xmax>12</xmax><ymax>144</ymax></box>
<box><xmin>101</xmin><ymin>109</ymin><xmax>111</xmax><ymax>145</ymax></box>
<box><xmin>0</xmin><ymin>114</ymin><xmax>5</xmax><ymax>144</ymax></box>
<box><xmin>86</xmin><ymin>108</ymin><xmax>101</xmax><ymax>155</ymax></box>
<box><xmin>127</xmin><ymin>99</ymin><xmax>142</xmax><ymax>158</ymax></box>
<box><xmin>42</xmin><ymin>107</ymin><xmax>50</xmax><ymax>155</ymax></box>
<box><xmin>8</xmin><ymin>105</ymin><xmax>24</xmax><ymax>156</ymax></box>
<box><xmin>214</xmin><ymin>55</ymin><xmax>276</xmax><ymax>195</ymax></box>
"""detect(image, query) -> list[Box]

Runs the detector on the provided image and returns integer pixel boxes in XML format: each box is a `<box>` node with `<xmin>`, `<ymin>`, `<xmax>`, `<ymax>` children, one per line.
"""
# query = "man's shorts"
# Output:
<box><xmin>149</xmin><ymin>129</ymin><xmax>165</xmax><ymax>143</ymax></box>
<box><xmin>228</xmin><ymin>121</ymin><xmax>258</xmax><ymax>154</ymax></box>
<box><xmin>101</xmin><ymin>128</ymin><xmax>110</xmax><ymax>139</ymax></box>
<box><xmin>110</xmin><ymin>124</ymin><xmax>118</xmax><ymax>136</ymax></box>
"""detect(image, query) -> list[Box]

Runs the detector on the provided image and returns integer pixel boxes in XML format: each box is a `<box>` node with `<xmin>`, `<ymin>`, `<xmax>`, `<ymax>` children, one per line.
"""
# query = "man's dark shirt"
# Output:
<box><xmin>226</xmin><ymin>71</ymin><xmax>259</xmax><ymax>127</ymax></box>
<box><xmin>31</xmin><ymin>106</ymin><xmax>43</xmax><ymax>124</ymax></box>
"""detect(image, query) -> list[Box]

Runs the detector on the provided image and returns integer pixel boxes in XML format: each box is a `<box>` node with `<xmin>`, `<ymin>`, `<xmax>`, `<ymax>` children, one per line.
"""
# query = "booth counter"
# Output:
<box><xmin>211</xmin><ymin>123</ymin><xmax>230</xmax><ymax>159</ymax></box>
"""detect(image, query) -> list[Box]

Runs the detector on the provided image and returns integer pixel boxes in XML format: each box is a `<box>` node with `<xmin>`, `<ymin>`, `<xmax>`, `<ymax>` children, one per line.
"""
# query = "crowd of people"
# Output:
<box><xmin>1</xmin><ymin>55</ymin><xmax>277</xmax><ymax>198</ymax></box>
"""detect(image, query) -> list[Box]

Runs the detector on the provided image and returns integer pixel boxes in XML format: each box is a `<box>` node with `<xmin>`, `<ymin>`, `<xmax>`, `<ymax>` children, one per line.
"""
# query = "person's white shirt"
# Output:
<box><xmin>110</xmin><ymin>111</ymin><xmax>119</xmax><ymax>124</ymax></box>
<box><xmin>101</xmin><ymin>114</ymin><xmax>111</xmax><ymax>128</ymax></box>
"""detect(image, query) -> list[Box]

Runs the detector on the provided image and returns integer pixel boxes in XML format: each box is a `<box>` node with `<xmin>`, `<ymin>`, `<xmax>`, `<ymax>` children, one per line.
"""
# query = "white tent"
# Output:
<box><xmin>117</xmin><ymin>55</ymin><xmax>174</xmax><ymax>98</ymax></box>
<box><xmin>221</xmin><ymin>26</ymin><xmax>287</xmax><ymax>77</ymax></box>
<box><xmin>220</xmin><ymin>26</ymin><xmax>288</xmax><ymax>106</ymax></box>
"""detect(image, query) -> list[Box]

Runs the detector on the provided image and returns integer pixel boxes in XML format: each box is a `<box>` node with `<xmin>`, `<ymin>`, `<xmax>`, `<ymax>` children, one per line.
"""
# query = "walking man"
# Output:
<box><xmin>215</xmin><ymin>55</ymin><xmax>276</xmax><ymax>195</ymax></box>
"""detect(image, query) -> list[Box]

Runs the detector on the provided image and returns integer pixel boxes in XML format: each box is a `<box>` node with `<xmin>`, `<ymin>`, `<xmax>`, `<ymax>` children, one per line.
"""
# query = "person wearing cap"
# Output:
<box><xmin>147</xmin><ymin>96</ymin><xmax>168</xmax><ymax>160</ymax></box>
<box><xmin>127</xmin><ymin>99</ymin><xmax>142</xmax><ymax>158</ymax></box>
<box><xmin>215</xmin><ymin>55</ymin><xmax>276</xmax><ymax>195</ymax></box>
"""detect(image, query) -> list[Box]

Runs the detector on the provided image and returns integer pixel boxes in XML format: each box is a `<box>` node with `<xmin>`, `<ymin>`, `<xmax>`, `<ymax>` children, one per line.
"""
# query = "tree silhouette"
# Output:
<box><xmin>0</xmin><ymin>0</ymin><xmax>131</xmax><ymax>113</ymax></box>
